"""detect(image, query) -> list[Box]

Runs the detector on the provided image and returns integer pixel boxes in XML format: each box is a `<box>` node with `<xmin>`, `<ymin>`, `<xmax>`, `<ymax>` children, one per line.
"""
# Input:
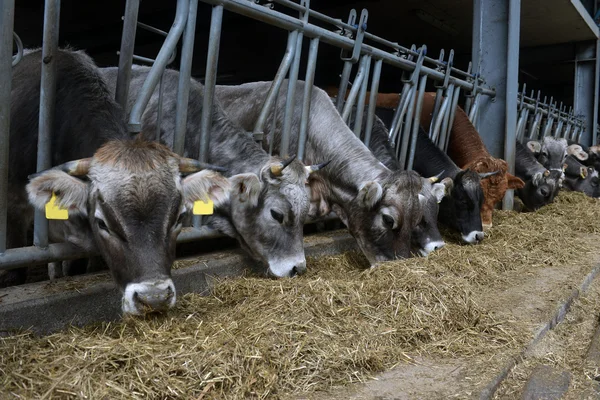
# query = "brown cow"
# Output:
<box><xmin>325</xmin><ymin>88</ymin><xmax>525</xmax><ymax>228</ymax></box>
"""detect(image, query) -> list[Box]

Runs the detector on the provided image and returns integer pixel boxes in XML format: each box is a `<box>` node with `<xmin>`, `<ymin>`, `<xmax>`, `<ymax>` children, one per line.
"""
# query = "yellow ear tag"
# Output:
<box><xmin>45</xmin><ymin>193</ymin><xmax>69</xmax><ymax>220</ymax></box>
<box><xmin>193</xmin><ymin>199</ymin><xmax>214</xmax><ymax>215</ymax></box>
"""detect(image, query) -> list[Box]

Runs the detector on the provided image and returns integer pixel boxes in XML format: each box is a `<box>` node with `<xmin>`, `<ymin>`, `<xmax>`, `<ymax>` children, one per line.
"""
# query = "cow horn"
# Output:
<box><xmin>543</xmin><ymin>169</ymin><xmax>550</xmax><ymax>177</ymax></box>
<box><xmin>478</xmin><ymin>170</ymin><xmax>499</xmax><ymax>179</ymax></box>
<box><xmin>428</xmin><ymin>170</ymin><xmax>445</xmax><ymax>183</ymax></box>
<box><xmin>179</xmin><ymin>158</ymin><xmax>227</xmax><ymax>173</ymax></box>
<box><xmin>28</xmin><ymin>158</ymin><xmax>92</xmax><ymax>180</ymax></box>
<box><xmin>270</xmin><ymin>154</ymin><xmax>297</xmax><ymax>177</ymax></box>
<box><xmin>580</xmin><ymin>166</ymin><xmax>589</xmax><ymax>179</ymax></box>
<box><xmin>305</xmin><ymin>160</ymin><xmax>331</xmax><ymax>175</ymax></box>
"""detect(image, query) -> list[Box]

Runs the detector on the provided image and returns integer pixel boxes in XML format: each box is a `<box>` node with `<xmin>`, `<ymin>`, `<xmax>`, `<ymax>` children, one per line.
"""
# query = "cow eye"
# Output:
<box><xmin>95</xmin><ymin>218</ymin><xmax>109</xmax><ymax>232</ymax></box>
<box><xmin>382</xmin><ymin>214</ymin><xmax>394</xmax><ymax>228</ymax></box>
<box><xmin>270</xmin><ymin>209</ymin><xmax>284</xmax><ymax>224</ymax></box>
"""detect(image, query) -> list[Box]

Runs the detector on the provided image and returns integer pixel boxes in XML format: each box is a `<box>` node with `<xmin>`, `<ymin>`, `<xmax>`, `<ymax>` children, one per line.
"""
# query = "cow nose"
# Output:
<box><xmin>123</xmin><ymin>279</ymin><xmax>176</xmax><ymax>315</ymax></box>
<box><xmin>291</xmin><ymin>261</ymin><xmax>307</xmax><ymax>277</ymax></box>
<box><xmin>434</xmin><ymin>242</ymin><xmax>445</xmax><ymax>251</ymax></box>
<box><xmin>475</xmin><ymin>232</ymin><xmax>484</xmax><ymax>242</ymax></box>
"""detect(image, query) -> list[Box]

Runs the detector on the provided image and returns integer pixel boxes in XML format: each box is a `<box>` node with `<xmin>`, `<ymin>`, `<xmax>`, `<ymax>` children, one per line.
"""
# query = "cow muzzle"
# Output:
<box><xmin>418</xmin><ymin>240</ymin><xmax>446</xmax><ymax>256</ymax></box>
<box><xmin>122</xmin><ymin>279</ymin><xmax>176</xmax><ymax>315</ymax></box>
<box><xmin>267</xmin><ymin>258</ymin><xmax>307</xmax><ymax>278</ymax></box>
<box><xmin>462</xmin><ymin>231</ymin><xmax>484</xmax><ymax>244</ymax></box>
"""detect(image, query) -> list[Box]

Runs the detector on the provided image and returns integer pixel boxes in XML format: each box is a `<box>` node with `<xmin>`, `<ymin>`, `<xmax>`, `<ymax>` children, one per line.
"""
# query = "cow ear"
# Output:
<box><xmin>27</xmin><ymin>170</ymin><xmax>89</xmax><ymax>216</ymax></box>
<box><xmin>431</xmin><ymin>182</ymin><xmax>448</xmax><ymax>203</ymax></box>
<box><xmin>306</xmin><ymin>176</ymin><xmax>330</xmax><ymax>219</ymax></box>
<box><xmin>527</xmin><ymin>141</ymin><xmax>541</xmax><ymax>154</ymax></box>
<box><xmin>356</xmin><ymin>181</ymin><xmax>383</xmax><ymax>209</ymax></box>
<box><xmin>507</xmin><ymin>173</ymin><xmax>525</xmax><ymax>189</ymax></box>
<box><xmin>532</xmin><ymin>172</ymin><xmax>543</xmax><ymax>187</ymax></box>
<box><xmin>228</xmin><ymin>173</ymin><xmax>262</xmax><ymax>207</ymax></box>
<box><xmin>182</xmin><ymin>170</ymin><xmax>231</xmax><ymax>209</ymax></box>
<box><xmin>567</xmin><ymin>144</ymin><xmax>589</xmax><ymax>161</ymax></box>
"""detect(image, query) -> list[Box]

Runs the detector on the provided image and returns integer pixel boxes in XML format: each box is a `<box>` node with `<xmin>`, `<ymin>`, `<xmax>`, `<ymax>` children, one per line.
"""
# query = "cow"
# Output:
<box><xmin>326</xmin><ymin>88</ymin><xmax>525</xmax><ymax>228</ymax></box>
<box><xmin>3</xmin><ymin>48</ymin><xmax>231</xmax><ymax>317</ymax></box>
<box><xmin>101</xmin><ymin>66</ymin><xmax>327</xmax><ymax>278</ymax></box>
<box><xmin>514</xmin><ymin>141</ymin><xmax>561</xmax><ymax>210</ymax></box>
<box><xmin>348</xmin><ymin>109</ymin><xmax>449</xmax><ymax>255</ymax></box>
<box><xmin>215</xmin><ymin>81</ymin><xmax>425</xmax><ymax>265</ymax></box>
<box><xmin>563</xmin><ymin>155</ymin><xmax>600</xmax><ymax>197</ymax></box>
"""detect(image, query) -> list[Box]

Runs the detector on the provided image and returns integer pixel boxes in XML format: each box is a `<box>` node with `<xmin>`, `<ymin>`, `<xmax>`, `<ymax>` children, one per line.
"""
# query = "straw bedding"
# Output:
<box><xmin>1</xmin><ymin>191</ymin><xmax>600</xmax><ymax>399</ymax></box>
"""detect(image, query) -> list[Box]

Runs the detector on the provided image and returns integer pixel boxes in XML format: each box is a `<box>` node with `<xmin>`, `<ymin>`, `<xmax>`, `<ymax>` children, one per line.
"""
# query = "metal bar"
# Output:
<box><xmin>280</xmin><ymin>30</ymin><xmax>304</xmax><ymax>156</ymax></box>
<box><xmin>200</xmin><ymin>0</ymin><xmax>495</xmax><ymax>96</ymax></box>
<box><xmin>502</xmin><ymin>0</ymin><xmax>520</xmax><ymax>211</ymax></box>
<box><xmin>34</xmin><ymin>0</ymin><xmax>61</xmax><ymax>250</ymax></box>
<box><xmin>437</xmin><ymin>85</ymin><xmax>455</xmax><ymax>150</ymax></box>
<box><xmin>137</xmin><ymin>21</ymin><xmax>168</xmax><ymax>37</ymax></box>
<box><xmin>363</xmin><ymin>58</ymin><xmax>383</xmax><ymax>147</ymax></box>
<box><xmin>0</xmin><ymin>0</ymin><xmax>15</xmax><ymax>253</ymax></box>
<box><xmin>353</xmin><ymin>55</ymin><xmax>371</xmax><ymax>138</ymax></box>
<box><xmin>341</xmin><ymin>55</ymin><xmax>368</xmax><ymax>123</ymax></box>
<box><xmin>389</xmin><ymin>84</ymin><xmax>410</xmax><ymax>143</ymax></box>
<box><xmin>430</xmin><ymin>93</ymin><xmax>450</xmax><ymax>144</ymax></box>
<box><xmin>253</xmin><ymin>30</ymin><xmax>298</xmax><ymax>142</ymax></box>
<box><xmin>198</xmin><ymin>4</ymin><xmax>223</xmax><ymax>163</ymax></box>
<box><xmin>271</xmin><ymin>0</ymin><xmax>486</xmax><ymax>84</ymax></box>
<box><xmin>115</xmin><ymin>0</ymin><xmax>140</xmax><ymax>109</ymax></box>
<box><xmin>443</xmin><ymin>86</ymin><xmax>461</xmax><ymax>153</ymax></box>
<box><xmin>407</xmin><ymin>74</ymin><xmax>428</xmax><ymax>170</ymax></box>
<box><xmin>156</xmin><ymin>73</ymin><xmax>165</xmax><ymax>141</ymax></box>
<box><xmin>128</xmin><ymin>0</ymin><xmax>190</xmax><ymax>132</ymax></box>
<box><xmin>297</xmin><ymin>37</ymin><xmax>319</xmax><ymax>162</ymax></box>
<box><xmin>336</xmin><ymin>61</ymin><xmax>353</xmax><ymax>112</ymax></box>
<box><xmin>173</xmin><ymin>0</ymin><xmax>198</xmax><ymax>156</ymax></box>
<box><xmin>398</xmin><ymin>83</ymin><xmax>419</xmax><ymax>168</ymax></box>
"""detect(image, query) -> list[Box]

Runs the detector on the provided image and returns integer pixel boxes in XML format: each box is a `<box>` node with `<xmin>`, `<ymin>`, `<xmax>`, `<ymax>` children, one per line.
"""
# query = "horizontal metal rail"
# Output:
<box><xmin>201</xmin><ymin>0</ymin><xmax>495</xmax><ymax>97</ymax></box>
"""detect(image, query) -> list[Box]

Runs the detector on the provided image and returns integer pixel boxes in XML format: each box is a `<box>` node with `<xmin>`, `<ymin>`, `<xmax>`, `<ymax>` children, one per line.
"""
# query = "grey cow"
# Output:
<box><xmin>216</xmin><ymin>81</ymin><xmax>425</xmax><ymax>264</ymax></box>
<box><xmin>6</xmin><ymin>49</ymin><xmax>230</xmax><ymax>316</ymax></box>
<box><xmin>101</xmin><ymin>67</ymin><xmax>326</xmax><ymax>278</ymax></box>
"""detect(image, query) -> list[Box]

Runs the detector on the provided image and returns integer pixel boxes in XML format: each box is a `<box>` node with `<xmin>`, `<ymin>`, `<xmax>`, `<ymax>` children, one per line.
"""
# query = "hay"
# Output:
<box><xmin>1</xmin><ymin>191</ymin><xmax>600</xmax><ymax>399</ymax></box>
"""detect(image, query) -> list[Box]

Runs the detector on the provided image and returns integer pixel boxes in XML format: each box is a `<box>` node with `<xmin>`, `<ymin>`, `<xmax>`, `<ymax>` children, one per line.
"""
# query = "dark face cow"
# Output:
<box><xmin>563</xmin><ymin>155</ymin><xmax>600</xmax><ymax>197</ymax></box>
<box><xmin>5</xmin><ymin>48</ymin><xmax>230</xmax><ymax>316</ymax></box>
<box><xmin>101</xmin><ymin>67</ymin><xmax>325</xmax><ymax>278</ymax></box>
<box><xmin>514</xmin><ymin>141</ymin><xmax>561</xmax><ymax>210</ymax></box>
<box><xmin>215</xmin><ymin>81</ymin><xmax>424</xmax><ymax>265</ymax></box>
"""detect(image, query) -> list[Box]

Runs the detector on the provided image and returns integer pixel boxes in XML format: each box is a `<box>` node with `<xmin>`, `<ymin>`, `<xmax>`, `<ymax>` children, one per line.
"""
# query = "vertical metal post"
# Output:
<box><xmin>0</xmin><ymin>0</ymin><xmax>16</xmax><ymax>253</ymax></box>
<box><xmin>443</xmin><ymin>86</ymin><xmax>461</xmax><ymax>152</ymax></box>
<box><xmin>574</xmin><ymin>40</ymin><xmax>597</xmax><ymax>146</ymax></box>
<box><xmin>594</xmin><ymin>40</ymin><xmax>600</xmax><ymax>145</ymax></box>
<box><xmin>472</xmin><ymin>0</ymin><xmax>510</xmax><ymax>158</ymax></box>
<box><xmin>341</xmin><ymin>55</ymin><xmax>368</xmax><ymax>123</ymax></box>
<box><xmin>336</xmin><ymin>62</ymin><xmax>353</xmax><ymax>112</ymax></box>
<box><xmin>279</xmin><ymin>34</ymin><xmax>305</xmax><ymax>156</ymax></box>
<box><xmin>34</xmin><ymin>0</ymin><xmax>61</xmax><ymax>250</ymax></box>
<box><xmin>407</xmin><ymin>75</ymin><xmax>428</xmax><ymax>170</ymax></box>
<box><xmin>353</xmin><ymin>55</ymin><xmax>371</xmax><ymax>138</ymax></box>
<box><xmin>297</xmin><ymin>37</ymin><xmax>319</xmax><ymax>162</ymax></box>
<box><xmin>254</xmin><ymin>31</ymin><xmax>297</xmax><ymax>142</ymax></box>
<box><xmin>502</xmin><ymin>0</ymin><xmax>520</xmax><ymax>211</ymax></box>
<box><xmin>198</xmin><ymin>4</ymin><xmax>223</xmax><ymax>163</ymax></box>
<box><xmin>173</xmin><ymin>0</ymin><xmax>198</xmax><ymax>156</ymax></box>
<box><xmin>115</xmin><ymin>0</ymin><xmax>140</xmax><ymax>110</ymax></box>
<box><xmin>363</xmin><ymin>58</ymin><xmax>383</xmax><ymax>147</ymax></box>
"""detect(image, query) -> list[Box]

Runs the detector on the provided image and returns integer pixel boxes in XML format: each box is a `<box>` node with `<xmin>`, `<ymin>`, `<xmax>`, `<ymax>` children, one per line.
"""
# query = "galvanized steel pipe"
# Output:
<box><xmin>115</xmin><ymin>0</ymin><xmax>140</xmax><ymax>110</ymax></box>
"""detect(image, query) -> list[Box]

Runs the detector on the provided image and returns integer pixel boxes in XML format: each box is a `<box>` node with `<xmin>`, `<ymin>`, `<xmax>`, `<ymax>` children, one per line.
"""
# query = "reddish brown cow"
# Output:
<box><xmin>325</xmin><ymin>88</ymin><xmax>525</xmax><ymax>228</ymax></box>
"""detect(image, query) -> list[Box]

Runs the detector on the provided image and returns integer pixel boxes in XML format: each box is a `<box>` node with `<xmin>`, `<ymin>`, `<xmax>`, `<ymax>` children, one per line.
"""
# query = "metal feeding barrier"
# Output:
<box><xmin>515</xmin><ymin>84</ymin><xmax>586</xmax><ymax>144</ymax></box>
<box><xmin>0</xmin><ymin>0</ymin><xmax>496</xmax><ymax>274</ymax></box>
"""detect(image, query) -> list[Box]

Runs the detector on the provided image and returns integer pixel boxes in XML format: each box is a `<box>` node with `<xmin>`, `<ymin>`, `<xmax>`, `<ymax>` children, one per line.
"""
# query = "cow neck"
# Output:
<box><xmin>305</xmin><ymin>101</ymin><xmax>390</xmax><ymax>200</ymax></box>
<box><xmin>208</xmin><ymin>105</ymin><xmax>270</xmax><ymax>177</ymax></box>
<box><xmin>516</xmin><ymin>141</ymin><xmax>546</xmax><ymax>179</ymax></box>
<box><xmin>413</xmin><ymin>127</ymin><xmax>461</xmax><ymax>180</ymax></box>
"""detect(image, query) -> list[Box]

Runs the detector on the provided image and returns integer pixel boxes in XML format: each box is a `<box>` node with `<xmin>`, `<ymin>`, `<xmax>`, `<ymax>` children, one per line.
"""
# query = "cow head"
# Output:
<box><xmin>517</xmin><ymin>168</ymin><xmax>562</xmax><ymax>211</ymax></box>
<box><xmin>563</xmin><ymin>156</ymin><xmax>600</xmax><ymax>198</ymax></box>
<box><xmin>587</xmin><ymin>146</ymin><xmax>600</xmax><ymax>172</ymax></box>
<box><xmin>209</xmin><ymin>155</ymin><xmax>328</xmax><ymax>278</ymax></box>
<box><xmin>27</xmin><ymin>139</ymin><xmax>231</xmax><ymax>316</ymax></box>
<box><xmin>412</xmin><ymin>176</ymin><xmax>451</xmax><ymax>256</ymax></box>
<box><xmin>438</xmin><ymin>169</ymin><xmax>490</xmax><ymax>244</ymax></box>
<box><xmin>529</xmin><ymin>137</ymin><xmax>568</xmax><ymax>171</ymax></box>
<box><xmin>325</xmin><ymin>170</ymin><xmax>423</xmax><ymax>265</ymax></box>
<box><xmin>463</xmin><ymin>157</ymin><xmax>524</xmax><ymax>228</ymax></box>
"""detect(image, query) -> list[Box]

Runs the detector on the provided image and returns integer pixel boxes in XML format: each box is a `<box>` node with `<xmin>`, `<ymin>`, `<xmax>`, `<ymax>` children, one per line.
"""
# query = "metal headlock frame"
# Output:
<box><xmin>0</xmin><ymin>0</ymin><xmax>495</xmax><ymax>273</ymax></box>
<box><xmin>515</xmin><ymin>84</ymin><xmax>586</xmax><ymax>144</ymax></box>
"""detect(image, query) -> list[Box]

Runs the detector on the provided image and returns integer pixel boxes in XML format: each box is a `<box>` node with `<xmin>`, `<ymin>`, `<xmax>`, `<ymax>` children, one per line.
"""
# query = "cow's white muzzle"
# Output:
<box><xmin>122</xmin><ymin>279</ymin><xmax>176</xmax><ymax>315</ymax></box>
<box><xmin>462</xmin><ymin>231</ymin><xmax>484</xmax><ymax>244</ymax></box>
